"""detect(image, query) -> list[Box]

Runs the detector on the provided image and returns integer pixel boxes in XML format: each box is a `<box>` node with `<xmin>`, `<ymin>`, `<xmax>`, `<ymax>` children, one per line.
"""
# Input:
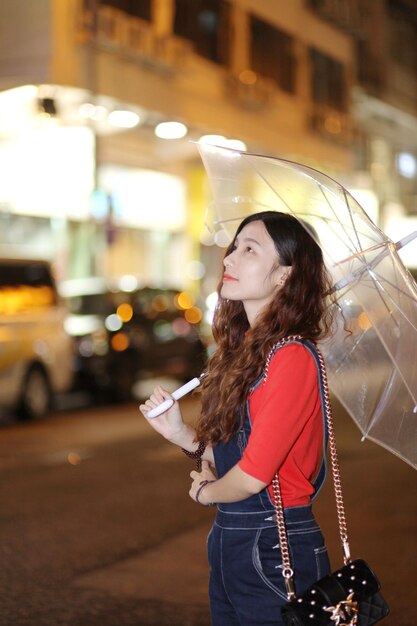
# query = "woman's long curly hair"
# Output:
<box><xmin>196</xmin><ymin>210</ymin><xmax>334</xmax><ymax>444</ymax></box>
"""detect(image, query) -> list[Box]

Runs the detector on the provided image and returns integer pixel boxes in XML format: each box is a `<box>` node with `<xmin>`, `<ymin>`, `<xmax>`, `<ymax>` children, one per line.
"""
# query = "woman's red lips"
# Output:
<box><xmin>223</xmin><ymin>274</ymin><xmax>238</xmax><ymax>281</ymax></box>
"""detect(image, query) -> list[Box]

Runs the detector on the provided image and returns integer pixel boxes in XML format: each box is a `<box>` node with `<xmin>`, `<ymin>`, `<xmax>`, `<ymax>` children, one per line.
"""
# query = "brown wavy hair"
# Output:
<box><xmin>196</xmin><ymin>211</ymin><xmax>335</xmax><ymax>444</ymax></box>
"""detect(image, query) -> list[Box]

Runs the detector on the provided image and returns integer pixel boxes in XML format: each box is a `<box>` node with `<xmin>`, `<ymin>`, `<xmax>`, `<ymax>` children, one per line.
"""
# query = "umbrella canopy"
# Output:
<box><xmin>198</xmin><ymin>143</ymin><xmax>417</xmax><ymax>470</ymax></box>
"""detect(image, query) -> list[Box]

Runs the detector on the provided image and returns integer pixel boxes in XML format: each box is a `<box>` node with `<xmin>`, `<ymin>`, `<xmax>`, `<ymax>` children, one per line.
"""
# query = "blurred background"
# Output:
<box><xmin>0</xmin><ymin>1</ymin><xmax>416</xmax><ymax>625</ymax></box>
<box><xmin>1</xmin><ymin>0</ymin><xmax>416</xmax><ymax>413</ymax></box>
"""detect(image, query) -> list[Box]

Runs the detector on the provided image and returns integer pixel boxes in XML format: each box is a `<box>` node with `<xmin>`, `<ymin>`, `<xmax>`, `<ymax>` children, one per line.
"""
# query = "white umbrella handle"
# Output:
<box><xmin>145</xmin><ymin>377</ymin><xmax>202</xmax><ymax>419</ymax></box>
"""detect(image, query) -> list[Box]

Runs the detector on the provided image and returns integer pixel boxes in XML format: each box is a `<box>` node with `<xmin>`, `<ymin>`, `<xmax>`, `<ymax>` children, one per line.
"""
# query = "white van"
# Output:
<box><xmin>0</xmin><ymin>259</ymin><xmax>74</xmax><ymax>419</ymax></box>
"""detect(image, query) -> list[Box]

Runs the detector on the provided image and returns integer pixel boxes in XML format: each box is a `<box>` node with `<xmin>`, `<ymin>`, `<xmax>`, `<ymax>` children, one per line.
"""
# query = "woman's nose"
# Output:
<box><xmin>224</xmin><ymin>254</ymin><xmax>232</xmax><ymax>268</ymax></box>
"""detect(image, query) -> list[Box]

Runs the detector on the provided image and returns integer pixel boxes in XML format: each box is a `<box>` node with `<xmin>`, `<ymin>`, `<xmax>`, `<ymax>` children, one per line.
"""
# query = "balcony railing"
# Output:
<box><xmin>76</xmin><ymin>4</ymin><xmax>192</xmax><ymax>74</ymax></box>
<box><xmin>309</xmin><ymin>103</ymin><xmax>358</xmax><ymax>145</ymax></box>
<box><xmin>307</xmin><ymin>0</ymin><xmax>363</xmax><ymax>35</ymax></box>
<box><xmin>224</xmin><ymin>72</ymin><xmax>276</xmax><ymax>110</ymax></box>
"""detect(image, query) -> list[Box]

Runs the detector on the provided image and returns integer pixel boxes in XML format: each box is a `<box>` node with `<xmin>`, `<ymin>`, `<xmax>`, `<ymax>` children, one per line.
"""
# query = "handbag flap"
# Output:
<box><xmin>313</xmin><ymin>559</ymin><xmax>381</xmax><ymax>602</ymax></box>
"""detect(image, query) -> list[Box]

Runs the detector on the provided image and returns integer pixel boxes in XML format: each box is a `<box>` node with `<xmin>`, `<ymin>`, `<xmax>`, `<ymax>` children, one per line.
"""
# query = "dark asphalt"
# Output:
<box><xmin>0</xmin><ymin>398</ymin><xmax>415</xmax><ymax>626</ymax></box>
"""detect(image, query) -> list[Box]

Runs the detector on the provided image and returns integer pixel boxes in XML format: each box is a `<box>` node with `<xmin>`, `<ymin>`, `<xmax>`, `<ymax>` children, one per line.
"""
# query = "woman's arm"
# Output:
<box><xmin>139</xmin><ymin>386</ymin><xmax>214</xmax><ymax>465</ymax></box>
<box><xmin>190</xmin><ymin>462</ymin><xmax>267</xmax><ymax>505</ymax></box>
<box><xmin>167</xmin><ymin>422</ymin><xmax>215</xmax><ymax>465</ymax></box>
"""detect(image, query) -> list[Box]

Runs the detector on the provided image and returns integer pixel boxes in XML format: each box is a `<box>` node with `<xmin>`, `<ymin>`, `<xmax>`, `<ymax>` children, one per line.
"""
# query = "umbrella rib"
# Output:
<box><xmin>335</xmin><ymin>234</ymin><xmax>417</xmax><ymax>268</ymax></box>
<box><xmin>359</xmin><ymin>275</ymin><xmax>417</xmax><ymax>405</ymax></box>
<box><xmin>332</xmin><ymin>242</ymin><xmax>417</xmax><ymax>305</ymax></box>
<box><xmin>342</xmin><ymin>186</ymin><xmax>365</xmax><ymax>254</ymax></box>
<box><xmin>361</xmin><ymin>271</ymin><xmax>399</xmax><ymax>334</ymax></box>
<box><xmin>318</xmin><ymin>185</ymin><xmax>362</xmax><ymax>255</ymax></box>
<box><xmin>248</xmin><ymin>167</ymin><xmax>297</xmax><ymax>215</ymax></box>
<box><xmin>364</xmin><ymin>433</ymin><xmax>416</xmax><ymax>470</ymax></box>
<box><xmin>334</xmin><ymin>241</ymin><xmax>387</xmax><ymax>266</ymax></box>
<box><xmin>333</xmin><ymin>263</ymin><xmax>417</xmax><ymax>306</ymax></box>
<box><xmin>365</xmin><ymin>270</ymin><xmax>417</xmax><ymax>311</ymax></box>
<box><xmin>250</xmin><ymin>166</ymin><xmax>360</xmax><ymax>258</ymax></box>
<box><xmin>338</xmin><ymin>270</ymin><xmax>417</xmax><ymax>406</ymax></box>
<box><xmin>252</xmin><ymin>164</ymin><xmax>381</xmax><ymax>266</ymax></box>
<box><xmin>365</xmin><ymin>368</ymin><xmax>396</xmax><ymax>436</ymax></box>
<box><xmin>366</xmin><ymin>270</ymin><xmax>417</xmax><ymax>332</ymax></box>
<box><xmin>328</xmin><ymin>328</ymin><xmax>365</xmax><ymax>374</ymax></box>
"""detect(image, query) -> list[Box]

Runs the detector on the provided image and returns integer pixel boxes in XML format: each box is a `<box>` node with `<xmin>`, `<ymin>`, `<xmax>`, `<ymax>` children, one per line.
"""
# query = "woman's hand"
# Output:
<box><xmin>189</xmin><ymin>463</ymin><xmax>267</xmax><ymax>505</ymax></box>
<box><xmin>189</xmin><ymin>460</ymin><xmax>217</xmax><ymax>505</ymax></box>
<box><xmin>139</xmin><ymin>386</ymin><xmax>186</xmax><ymax>442</ymax></box>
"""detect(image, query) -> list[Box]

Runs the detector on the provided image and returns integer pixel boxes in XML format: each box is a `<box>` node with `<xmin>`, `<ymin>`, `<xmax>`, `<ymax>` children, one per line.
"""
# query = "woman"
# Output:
<box><xmin>140</xmin><ymin>211</ymin><xmax>335</xmax><ymax>626</ymax></box>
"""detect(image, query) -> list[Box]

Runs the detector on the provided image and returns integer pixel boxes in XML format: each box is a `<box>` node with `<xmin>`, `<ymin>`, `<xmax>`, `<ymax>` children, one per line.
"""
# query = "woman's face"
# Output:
<box><xmin>221</xmin><ymin>220</ymin><xmax>290</xmax><ymax>324</ymax></box>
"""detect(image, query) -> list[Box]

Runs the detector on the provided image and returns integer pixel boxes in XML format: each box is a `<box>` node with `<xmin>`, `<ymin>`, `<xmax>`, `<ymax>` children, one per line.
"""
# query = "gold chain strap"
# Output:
<box><xmin>268</xmin><ymin>338</ymin><xmax>351</xmax><ymax>600</ymax></box>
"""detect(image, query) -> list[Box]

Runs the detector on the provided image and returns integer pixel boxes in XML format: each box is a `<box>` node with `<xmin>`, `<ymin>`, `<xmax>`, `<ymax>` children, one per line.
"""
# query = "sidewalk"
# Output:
<box><xmin>74</xmin><ymin>522</ymin><xmax>212</xmax><ymax>608</ymax></box>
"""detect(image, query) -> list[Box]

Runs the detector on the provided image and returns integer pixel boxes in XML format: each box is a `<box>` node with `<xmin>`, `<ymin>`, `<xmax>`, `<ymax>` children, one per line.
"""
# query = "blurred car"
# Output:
<box><xmin>59</xmin><ymin>277</ymin><xmax>207</xmax><ymax>402</ymax></box>
<box><xmin>0</xmin><ymin>259</ymin><xmax>74</xmax><ymax>419</ymax></box>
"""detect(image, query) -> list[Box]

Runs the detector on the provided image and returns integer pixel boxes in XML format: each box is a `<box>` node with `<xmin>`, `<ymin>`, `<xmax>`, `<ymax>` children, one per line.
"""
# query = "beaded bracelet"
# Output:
<box><xmin>195</xmin><ymin>479</ymin><xmax>216</xmax><ymax>507</ymax></box>
<box><xmin>181</xmin><ymin>441</ymin><xmax>206</xmax><ymax>470</ymax></box>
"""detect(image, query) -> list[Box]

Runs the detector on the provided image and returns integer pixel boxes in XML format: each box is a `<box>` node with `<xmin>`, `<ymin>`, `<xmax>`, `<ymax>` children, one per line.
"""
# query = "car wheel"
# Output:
<box><xmin>18</xmin><ymin>365</ymin><xmax>51</xmax><ymax>420</ymax></box>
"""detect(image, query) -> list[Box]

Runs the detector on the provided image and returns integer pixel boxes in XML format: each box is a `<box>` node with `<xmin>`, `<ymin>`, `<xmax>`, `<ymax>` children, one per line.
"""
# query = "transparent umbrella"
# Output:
<box><xmin>198</xmin><ymin>143</ymin><xmax>417</xmax><ymax>470</ymax></box>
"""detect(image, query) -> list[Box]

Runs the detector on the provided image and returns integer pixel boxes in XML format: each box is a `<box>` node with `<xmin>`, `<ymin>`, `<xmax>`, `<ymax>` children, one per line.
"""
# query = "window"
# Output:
<box><xmin>388</xmin><ymin>0</ymin><xmax>417</xmax><ymax>72</ymax></box>
<box><xmin>306</xmin><ymin>0</ymin><xmax>357</xmax><ymax>28</ymax></box>
<box><xmin>98</xmin><ymin>0</ymin><xmax>151</xmax><ymax>21</ymax></box>
<box><xmin>356</xmin><ymin>39</ymin><xmax>383</xmax><ymax>88</ymax></box>
<box><xmin>174</xmin><ymin>0</ymin><xmax>231</xmax><ymax>66</ymax></box>
<box><xmin>310</xmin><ymin>49</ymin><xmax>347</xmax><ymax>111</ymax></box>
<box><xmin>250</xmin><ymin>16</ymin><xmax>295</xmax><ymax>93</ymax></box>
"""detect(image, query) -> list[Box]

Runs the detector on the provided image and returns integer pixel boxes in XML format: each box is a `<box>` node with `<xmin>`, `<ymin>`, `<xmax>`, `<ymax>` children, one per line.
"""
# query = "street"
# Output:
<box><xmin>0</xmin><ymin>396</ymin><xmax>415</xmax><ymax>626</ymax></box>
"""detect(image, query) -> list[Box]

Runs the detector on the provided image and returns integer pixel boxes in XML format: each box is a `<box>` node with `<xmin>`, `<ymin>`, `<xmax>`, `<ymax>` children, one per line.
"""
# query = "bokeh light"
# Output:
<box><xmin>111</xmin><ymin>332</ymin><xmax>130</xmax><ymax>351</ymax></box>
<box><xmin>116</xmin><ymin>303</ymin><xmax>133</xmax><ymax>322</ymax></box>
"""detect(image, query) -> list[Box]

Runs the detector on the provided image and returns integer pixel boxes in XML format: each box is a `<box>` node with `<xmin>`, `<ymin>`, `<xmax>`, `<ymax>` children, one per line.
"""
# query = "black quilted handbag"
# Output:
<box><xmin>280</xmin><ymin>559</ymin><xmax>389</xmax><ymax>625</ymax></box>
<box><xmin>269</xmin><ymin>339</ymin><xmax>390</xmax><ymax>626</ymax></box>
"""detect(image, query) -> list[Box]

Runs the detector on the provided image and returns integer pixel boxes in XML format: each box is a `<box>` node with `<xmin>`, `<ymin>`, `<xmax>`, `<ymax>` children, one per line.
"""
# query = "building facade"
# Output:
<box><xmin>308</xmin><ymin>0</ymin><xmax>417</xmax><ymax>266</ymax></box>
<box><xmin>0</xmin><ymin>0</ymin><xmax>415</xmax><ymax>293</ymax></box>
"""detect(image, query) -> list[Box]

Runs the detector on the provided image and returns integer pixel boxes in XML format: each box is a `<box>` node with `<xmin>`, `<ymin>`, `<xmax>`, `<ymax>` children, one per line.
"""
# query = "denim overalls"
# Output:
<box><xmin>207</xmin><ymin>339</ymin><xmax>330</xmax><ymax>626</ymax></box>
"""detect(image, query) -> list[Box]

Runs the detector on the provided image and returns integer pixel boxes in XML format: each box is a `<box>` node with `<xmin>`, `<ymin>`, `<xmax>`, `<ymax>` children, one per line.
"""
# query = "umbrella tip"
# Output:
<box><xmin>360</xmin><ymin>435</ymin><xmax>366</xmax><ymax>442</ymax></box>
<box><xmin>413</xmin><ymin>405</ymin><xmax>417</xmax><ymax>414</ymax></box>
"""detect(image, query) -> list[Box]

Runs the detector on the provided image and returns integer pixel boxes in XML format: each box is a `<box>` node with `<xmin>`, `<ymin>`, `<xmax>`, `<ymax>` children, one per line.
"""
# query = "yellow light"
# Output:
<box><xmin>358</xmin><ymin>312</ymin><xmax>372</xmax><ymax>330</ymax></box>
<box><xmin>79</xmin><ymin>103</ymin><xmax>107</xmax><ymax>122</ymax></box>
<box><xmin>117</xmin><ymin>302</ymin><xmax>133</xmax><ymax>322</ymax></box>
<box><xmin>67</xmin><ymin>452</ymin><xmax>82</xmax><ymax>466</ymax></box>
<box><xmin>239</xmin><ymin>69</ymin><xmax>257</xmax><ymax>85</ymax></box>
<box><xmin>108</xmin><ymin>110</ymin><xmax>140</xmax><ymax>128</ymax></box>
<box><xmin>175</xmin><ymin>291</ymin><xmax>195</xmax><ymax>310</ymax></box>
<box><xmin>324</xmin><ymin>115</ymin><xmax>342</xmax><ymax>134</ymax></box>
<box><xmin>227</xmin><ymin>139</ymin><xmax>247</xmax><ymax>151</ymax></box>
<box><xmin>185</xmin><ymin>306</ymin><xmax>202</xmax><ymax>324</ymax></box>
<box><xmin>198</xmin><ymin>135</ymin><xmax>246</xmax><ymax>152</ymax></box>
<box><xmin>111</xmin><ymin>332</ymin><xmax>130</xmax><ymax>352</ymax></box>
<box><xmin>155</xmin><ymin>121</ymin><xmax>188</xmax><ymax>139</ymax></box>
<box><xmin>199</xmin><ymin>134</ymin><xmax>227</xmax><ymax>146</ymax></box>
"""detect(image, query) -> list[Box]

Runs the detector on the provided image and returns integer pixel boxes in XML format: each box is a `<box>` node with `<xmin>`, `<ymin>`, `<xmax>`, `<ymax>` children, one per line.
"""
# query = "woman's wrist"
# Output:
<box><xmin>166</xmin><ymin>423</ymin><xmax>195</xmax><ymax>447</ymax></box>
<box><xmin>181</xmin><ymin>441</ymin><xmax>206</xmax><ymax>471</ymax></box>
<box><xmin>195</xmin><ymin>479</ymin><xmax>216</xmax><ymax>506</ymax></box>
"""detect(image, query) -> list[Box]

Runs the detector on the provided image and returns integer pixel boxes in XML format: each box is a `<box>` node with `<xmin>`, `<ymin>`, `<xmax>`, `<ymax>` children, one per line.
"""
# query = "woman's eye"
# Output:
<box><xmin>245</xmin><ymin>246</ymin><xmax>253</xmax><ymax>253</ymax></box>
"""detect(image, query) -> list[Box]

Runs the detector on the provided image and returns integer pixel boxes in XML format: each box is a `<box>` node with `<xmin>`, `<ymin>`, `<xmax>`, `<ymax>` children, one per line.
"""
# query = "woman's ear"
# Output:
<box><xmin>276</xmin><ymin>267</ymin><xmax>292</xmax><ymax>286</ymax></box>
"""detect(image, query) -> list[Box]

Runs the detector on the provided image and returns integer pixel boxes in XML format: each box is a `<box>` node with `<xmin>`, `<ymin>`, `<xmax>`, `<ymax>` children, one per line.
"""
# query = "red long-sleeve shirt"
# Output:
<box><xmin>238</xmin><ymin>343</ymin><xmax>324</xmax><ymax>508</ymax></box>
